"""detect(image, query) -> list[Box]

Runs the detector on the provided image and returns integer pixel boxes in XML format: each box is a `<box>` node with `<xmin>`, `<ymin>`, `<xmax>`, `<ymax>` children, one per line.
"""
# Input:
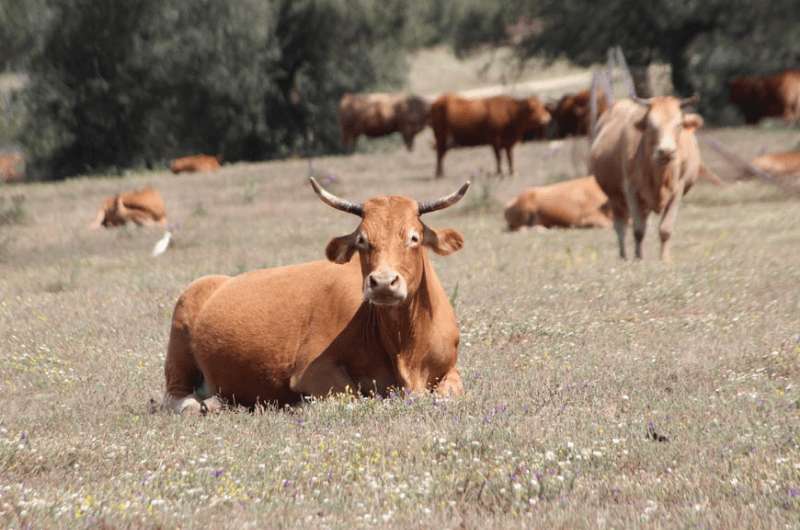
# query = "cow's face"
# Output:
<box><xmin>635</xmin><ymin>96</ymin><xmax>703</xmax><ymax>165</ymax></box>
<box><xmin>526</xmin><ymin>97</ymin><xmax>552</xmax><ymax>128</ymax></box>
<box><xmin>312</xmin><ymin>180</ymin><xmax>469</xmax><ymax>306</ymax></box>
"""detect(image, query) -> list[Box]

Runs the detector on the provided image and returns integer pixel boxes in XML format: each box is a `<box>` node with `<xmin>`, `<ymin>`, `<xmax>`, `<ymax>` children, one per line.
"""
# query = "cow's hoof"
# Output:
<box><xmin>202</xmin><ymin>396</ymin><xmax>223</xmax><ymax>414</ymax></box>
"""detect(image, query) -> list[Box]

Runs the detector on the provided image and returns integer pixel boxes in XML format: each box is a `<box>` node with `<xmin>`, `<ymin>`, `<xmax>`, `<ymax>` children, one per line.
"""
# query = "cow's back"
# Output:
<box><xmin>533</xmin><ymin>176</ymin><xmax>609</xmax><ymax>227</ymax></box>
<box><xmin>120</xmin><ymin>187</ymin><xmax>167</xmax><ymax>220</ymax></box>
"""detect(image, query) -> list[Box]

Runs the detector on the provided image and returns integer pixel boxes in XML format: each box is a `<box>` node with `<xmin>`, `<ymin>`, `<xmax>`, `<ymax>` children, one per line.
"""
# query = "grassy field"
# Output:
<box><xmin>2</xmin><ymin>127</ymin><xmax>800</xmax><ymax>529</ymax></box>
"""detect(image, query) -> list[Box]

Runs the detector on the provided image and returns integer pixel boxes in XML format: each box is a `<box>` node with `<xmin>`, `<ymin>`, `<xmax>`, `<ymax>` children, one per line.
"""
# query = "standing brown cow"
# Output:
<box><xmin>89</xmin><ymin>186</ymin><xmax>167</xmax><ymax>229</ymax></box>
<box><xmin>590</xmin><ymin>96</ymin><xmax>706</xmax><ymax>261</ymax></box>
<box><xmin>430</xmin><ymin>93</ymin><xmax>551</xmax><ymax>178</ymax></box>
<box><xmin>338</xmin><ymin>93</ymin><xmax>430</xmax><ymax>151</ymax></box>
<box><xmin>162</xmin><ymin>179</ymin><xmax>470</xmax><ymax>413</ymax></box>
<box><xmin>547</xmin><ymin>89</ymin><xmax>609</xmax><ymax>138</ymax></box>
<box><xmin>729</xmin><ymin>70</ymin><xmax>800</xmax><ymax>124</ymax></box>
<box><xmin>169</xmin><ymin>154</ymin><xmax>221</xmax><ymax>174</ymax></box>
<box><xmin>504</xmin><ymin>176</ymin><xmax>612</xmax><ymax>231</ymax></box>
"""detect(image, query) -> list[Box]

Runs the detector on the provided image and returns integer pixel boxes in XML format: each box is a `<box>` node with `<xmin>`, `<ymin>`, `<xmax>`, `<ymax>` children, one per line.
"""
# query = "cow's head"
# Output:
<box><xmin>525</xmin><ymin>97</ymin><xmax>552</xmax><ymax>129</ymax></box>
<box><xmin>311</xmin><ymin>179</ymin><xmax>469</xmax><ymax>306</ymax></box>
<box><xmin>633</xmin><ymin>95</ymin><xmax>703</xmax><ymax>165</ymax></box>
<box><xmin>89</xmin><ymin>195</ymin><xmax>130</xmax><ymax>229</ymax></box>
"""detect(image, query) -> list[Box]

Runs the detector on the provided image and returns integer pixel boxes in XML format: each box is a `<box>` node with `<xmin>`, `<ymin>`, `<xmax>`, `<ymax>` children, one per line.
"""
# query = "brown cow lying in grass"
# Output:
<box><xmin>169</xmin><ymin>154</ymin><xmax>221</xmax><ymax>174</ymax></box>
<box><xmin>749</xmin><ymin>150</ymin><xmax>800</xmax><ymax>178</ymax></box>
<box><xmin>504</xmin><ymin>176</ymin><xmax>612</xmax><ymax>231</ymax></box>
<box><xmin>0</xmin><ymin>153</ymin><xmax>25</xmax><ymax>183</ymax></box>
<box><xmin>430</xmin><ymin>93</ymin><xmax>551</xmax><ymax>177</ymax></box>
<box><xmin>89</xmin><ymin>186</ymin><xmax>167</xmax><ymax>229</ymax></box>
<box><xmin>162</xmin><ymin>178</ymin><xmax>470</xmax><ymax>414</ymax></box>
<box><xmin>338</xmin><ymin>92</ymin><xmax>430</xmax><ymax>151</ymax></box>
<box><xmin>591</xmin><ymin>96</ymin><xmax>707</xmax><ymax>261</ymax></box>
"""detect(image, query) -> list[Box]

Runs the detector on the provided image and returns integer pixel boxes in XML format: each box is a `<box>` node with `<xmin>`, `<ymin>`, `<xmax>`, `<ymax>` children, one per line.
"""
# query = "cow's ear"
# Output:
<box><xmin>682</xmin><ymin>113</ymin><xmax>704</xmax><ymax>132</ymax></box>
<box><xmin>325</xmin><ymin>232</ymin><xmax>357</xmax><ymax>264</ymax></box>
<box><xmin>422</xmin><ymin>224</ymin><xmax>464</xmax><ymax>256</ymax></box>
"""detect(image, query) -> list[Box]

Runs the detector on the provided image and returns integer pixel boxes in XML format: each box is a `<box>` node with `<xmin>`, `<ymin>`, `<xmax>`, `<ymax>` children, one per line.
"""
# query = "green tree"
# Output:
<box><xmin>19</xmin><ymin>0</ymin><xmax>410</xmax><ymax>178</ymax></box>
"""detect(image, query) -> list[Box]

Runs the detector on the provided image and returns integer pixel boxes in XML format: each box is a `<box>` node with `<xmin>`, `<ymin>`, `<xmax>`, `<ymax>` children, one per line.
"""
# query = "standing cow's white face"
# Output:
<box><xmin>310</xmin><ymin>180</ymin><xmax>469</xmax><ymax>307</ymax></box>
<box><xmin>635</xmin><ymin>96</ymin><xmax>703</xmax><ymax>166</ymax></box>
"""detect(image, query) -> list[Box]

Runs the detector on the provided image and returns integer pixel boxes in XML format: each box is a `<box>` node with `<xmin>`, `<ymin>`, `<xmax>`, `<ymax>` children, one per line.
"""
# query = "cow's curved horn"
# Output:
<box><xmin>418</xmin><ymin>181</ymin><xmax>471</xmax><ymax>215</ymax></box>
<box><xmin>309</xmin><ymin>177</ymin><xmax>363</xmax><ymax>217</ymax></box>
<box><xmin>679</xmin><ymin>94</ymin><xmax>700</xmax><ymax>108</ymax></box>
<box><xmin>632</xmin><ymin>96</ymin><xmax>653</xmax><ymax>107</ymax></box>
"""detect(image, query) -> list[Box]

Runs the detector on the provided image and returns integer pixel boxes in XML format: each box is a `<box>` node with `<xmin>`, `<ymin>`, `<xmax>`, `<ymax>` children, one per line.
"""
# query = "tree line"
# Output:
<box><xmin>1</xmin><ymin>0</ymin><xmax>797</xmax><ymax>179</ymax></box>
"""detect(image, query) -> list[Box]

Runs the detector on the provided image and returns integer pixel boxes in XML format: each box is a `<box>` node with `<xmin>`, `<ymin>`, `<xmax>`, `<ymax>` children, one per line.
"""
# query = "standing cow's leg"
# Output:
<box><xmin>492</xmin><ymin>145</ymin><xmax>503</xmax><ymax>176</ymax></box>
<box><xmin>401</xmin><ymin>129</ymin><xmax>414</xmax><ymax>152</ymax></box>
<box><xmin>506</xmin><ymin>146</ymin><xmax>515</xmax><ymax>176</ymax></box>
<box><xmin>658</xmin><ymin>184</ymin><xmax>684</xmax><ymax>262</ymax></box>
<box><xmin>613</xmin><ymin>215</ymin><xmax>628</xmax><ymax>259</ymax></box>
<box><xmin>623</xmin><ymin>179</ymin><xmax>648</xmax><ymax>259</ymax></box>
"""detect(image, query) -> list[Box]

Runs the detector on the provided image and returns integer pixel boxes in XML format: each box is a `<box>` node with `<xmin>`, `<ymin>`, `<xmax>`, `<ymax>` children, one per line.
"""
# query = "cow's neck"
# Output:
<box><xmin>637</xmin><ymin>143</ymin><xmax>682</xmax><ymax>213</ymax></box>
<box><xmin>369</xmin><ymin>256</ymin><xmax>440</xmax><ymax>392</ymax></box>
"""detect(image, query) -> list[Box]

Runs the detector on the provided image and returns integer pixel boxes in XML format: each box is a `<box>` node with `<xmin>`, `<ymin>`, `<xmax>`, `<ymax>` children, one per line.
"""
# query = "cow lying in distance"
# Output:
<box><xmin>729</xmin><ymin>70</ymin><xmax>800</xmax><ymax>124</ymax></box>
<box><xmin>749</xmin><ymin>150</ymin><xmax>800</xmax><ymax>178</ymax></box>
<box><xmin>430</xmin><ymin>93</ymin><xmax>551</xmax><ymax>177</ymax></box>
<box><xmin>89</xmin><ymin>186</ymin><xmax>167</xmax><ymax>229</ymax></box>
<box><xmin>0</xmin><ymin>153</ymin><xmax>25</xmax><ymax>183</ymax></box>
<box><xmin>162</xmin><ymin>179</ymin><xmax>470</xmax><ymax>414</ymax></box>
<box><xmin>504</xmin><ymin>176</ymin><xmax>612</xmax><ymax>231</ymax></box>
<box><xmin>338</xmin><ymin>92</ymin><xmax>430</xmax><ymax>151</ymax></box>
<box><xmin>591</xmin><ymin>96</ymin><xmax>706</xmax><ymax>261</ymax></box>
<box><xmin>169</xmin><ymin>154</ymin><xmax>221</xmax><ymax>174</ymax></box>
<box><xmin>547</xmin><ymin>89</ymin><xmax>609</xmax><ymax>138</ymax></box>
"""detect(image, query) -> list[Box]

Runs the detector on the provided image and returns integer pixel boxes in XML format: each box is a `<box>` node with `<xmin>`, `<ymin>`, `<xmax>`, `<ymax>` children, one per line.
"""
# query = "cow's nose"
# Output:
<box><xmin>365</xmin><ymin>270</ymin><xmax>407</xmax><ymax>305</ymax></box>
<box><xmin>368</xmin><ymin>271</ymin><xmax>399</xmax><ymax>290</ymax></box>
<box><xmin>656</xmin><ymin>147</ymin><xmax>676</xmax><ymax>161</ymax></box>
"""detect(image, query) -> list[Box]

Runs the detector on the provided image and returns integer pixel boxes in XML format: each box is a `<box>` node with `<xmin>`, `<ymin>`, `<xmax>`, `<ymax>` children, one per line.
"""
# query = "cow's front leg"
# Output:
<box><xmin>658</xmin><ymin>184</ymin><xmax>684</xmax><ymax>262</ymax></box>
<box><xmin>434</xmin><ymin>367</ymin><xmax>464</xmax><ymax>397</ymax></box>
<box><xmin>492</xmin><ymin>145</ymin><xmax>503</xmax><ymax>175</ymax></box>
<box><xmin>290</xmin><ymin>358</ymin><xmax>358</xmax><ymax>399</ymax></box>
<box><xmin>505</xmin><ymin>146</ymin><xmax>515</xmax><ymax>176</ymax></box>
<box><xmin>623</xmin><ymin>180</ymin><xmax>648</xmax><ymax>259</ymax></box>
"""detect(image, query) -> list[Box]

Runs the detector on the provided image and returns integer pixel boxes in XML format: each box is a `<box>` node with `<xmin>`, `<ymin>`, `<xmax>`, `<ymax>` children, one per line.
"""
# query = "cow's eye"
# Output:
<box><xmin>408</xmin><ymin>231</ymin><xmax>420</xmax><ymax>246</ymax></box>
<box><xmin>355</xmin><ymin>233</ymin><xmax>368</xmax><ymax>249</ymax></box>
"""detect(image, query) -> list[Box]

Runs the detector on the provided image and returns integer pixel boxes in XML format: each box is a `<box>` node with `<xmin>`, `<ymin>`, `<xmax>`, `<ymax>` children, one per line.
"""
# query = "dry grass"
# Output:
<box><xmin>407</xmin><ymin>46</ymin><xmax>587</xmax><ymax>96</ymax></box>
<box><xmin>2</xmin><ymin>128</ymin><xmax>800</xmax><ymax>529</ymax></box>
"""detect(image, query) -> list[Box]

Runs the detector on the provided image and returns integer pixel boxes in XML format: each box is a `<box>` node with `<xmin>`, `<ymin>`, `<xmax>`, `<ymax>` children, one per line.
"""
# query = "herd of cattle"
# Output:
<box><xmin>4</xmin><ymin>68</ymin><xmax>798</xmax><ymax>412</ymax></box>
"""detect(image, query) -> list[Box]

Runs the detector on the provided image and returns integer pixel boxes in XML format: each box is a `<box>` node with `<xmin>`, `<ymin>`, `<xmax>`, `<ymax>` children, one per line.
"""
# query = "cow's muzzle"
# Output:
<box><xmin>364</xmin><ymin>270</ymin><xmax>407</xmax><ymax>306</ymax></box>
<box><xmin>655</xmin><ymin>147</ymin><xmax>676</xmax><ymax>165</ymax></box>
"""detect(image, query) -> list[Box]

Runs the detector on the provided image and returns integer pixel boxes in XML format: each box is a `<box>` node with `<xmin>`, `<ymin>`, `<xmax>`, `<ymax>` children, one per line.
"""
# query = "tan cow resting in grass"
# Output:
<box><xmin>590</xmin><ymin>96</ymin><xmax>706</xmax><ymax>261</ymax></box>
<box><xmin>89</xmin><ymin>186</ymin><xmax>167</xmax><ymax>229</ymax></box>
<box><xmin>504</xmin><ymin>176</ymin><xmax>612</xmax><ymax>231</ymax></box>
<box><xmin>169</xmin><ymin>154</ymin><xmax>221</xmax><ymax>174</ymax></box>
<box><xmin>749</xmin><ymin>151</ymin><xmax>800</xmax><ymax>178</ymax></box>
<box><xmin>162</xmin><ymin>178</ymin><xmax>470</xmax><ymax>414</ymax></box>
